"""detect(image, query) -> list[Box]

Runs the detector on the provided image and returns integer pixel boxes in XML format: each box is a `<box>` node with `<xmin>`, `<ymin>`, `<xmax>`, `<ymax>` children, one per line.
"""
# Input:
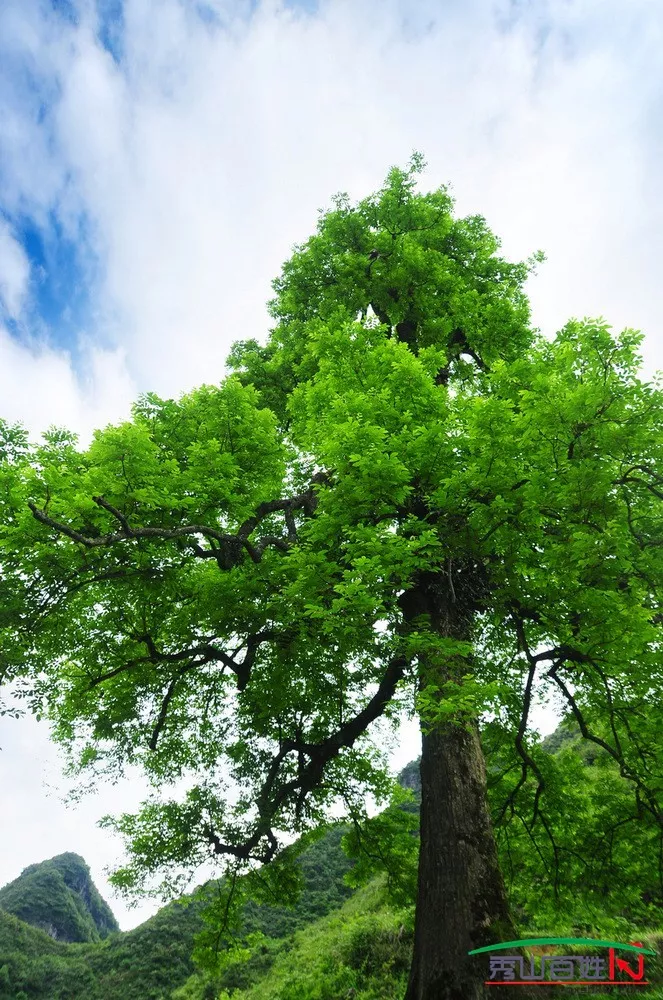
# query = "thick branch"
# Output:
<box><xmin>204</xmin><ymin>653</ymin><xmax>409</xmax><ymax>863</ymax></box>
<box><xmin>27</xmin><ymin>472</ymin><xmax>329</xmax><ymax>569</ymax></box>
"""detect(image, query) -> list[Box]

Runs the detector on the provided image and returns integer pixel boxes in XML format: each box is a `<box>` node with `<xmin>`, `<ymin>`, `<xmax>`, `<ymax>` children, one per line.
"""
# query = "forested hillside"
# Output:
<box><xmin>0</xmin><ymin>854</ymin><xmax>118</xmax><ymax>943</ymax></box>
<box><xmin>0</xmin><ymin>824</ymin><xmax>357</xmax><ymax>999</ymax></box>
<box><xmin>3</xmin><ymin>745</ymin><xmax>663</xmax><ymax>999</ymax></box>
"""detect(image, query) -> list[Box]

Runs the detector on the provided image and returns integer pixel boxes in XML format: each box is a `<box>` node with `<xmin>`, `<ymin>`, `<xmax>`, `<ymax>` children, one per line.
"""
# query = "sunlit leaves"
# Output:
<box><xmin>1</xmin><ymin>158</ymin><xmax>663</xmax><ymax>941</ymax></box>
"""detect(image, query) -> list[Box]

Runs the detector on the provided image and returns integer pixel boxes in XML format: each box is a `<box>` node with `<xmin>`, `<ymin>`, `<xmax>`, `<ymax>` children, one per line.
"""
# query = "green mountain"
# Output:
<box><xmin>0</xmin><ymin>762</ymin><xmax>420</xmax><ymax>999</ymax></box>
<box><xmin>0</xmin><ymin>824</ymin><xmax>358</xmax><ymax>1000</ymax></box>
<box><xmin>0</xmin><ymin>853</ymin><xmax>119</xmax><ymax>943</ymax></box>
<box><xmin>394</xmin><ymin>758</ymin><xmax>420</xmax><ymax>800</ymax></box>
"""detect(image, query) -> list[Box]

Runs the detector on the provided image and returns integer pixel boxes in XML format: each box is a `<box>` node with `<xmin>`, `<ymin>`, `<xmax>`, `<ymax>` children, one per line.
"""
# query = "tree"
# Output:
<box><xmin>2</xmin><ymin>155</ymin><xmax>663</xmax><ymax>999</ymax></box>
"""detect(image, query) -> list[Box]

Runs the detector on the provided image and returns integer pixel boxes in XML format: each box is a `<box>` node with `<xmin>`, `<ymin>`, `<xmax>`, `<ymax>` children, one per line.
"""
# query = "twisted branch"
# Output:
<box><xmin>28</xmin><ymin>472</ymin><xmax>329</xmax><ymax>570</ymax></box>
<box><xmin>202</xmin><ymin>653</ymin><xmax>409</xmax><ymax>863</ymax></box>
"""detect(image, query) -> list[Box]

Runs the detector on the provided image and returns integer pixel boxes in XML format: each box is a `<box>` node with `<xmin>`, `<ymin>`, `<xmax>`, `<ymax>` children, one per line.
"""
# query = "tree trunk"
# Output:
<box><xmin>404</xmin><ymin>718</ymin><xmax>514</xmax><ymax>1000</ymax></box>
<box><xmin>400</xmin><ymin>570</ymin><xmax>516</xmax><ymax>1000</ymax></box>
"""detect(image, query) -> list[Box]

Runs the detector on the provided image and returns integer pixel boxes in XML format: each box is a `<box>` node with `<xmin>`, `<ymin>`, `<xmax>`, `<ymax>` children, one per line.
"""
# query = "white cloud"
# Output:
<box><xmin>0</xmin><ymin>713</ymin><xmax>156</xmax><ymax>929</ymax></box>
<box><xmin>0</xmin><ymin>220</ymin><xmax>30</xmax><ymax>319</ymax></box>
<box><xmin>2</xmin><ymin>0</ymin><xmax>662</xmax><ymax>416</ymax></box>
<box><xmin>0</xmin><ymin>328</ymin><xmax>136</xmax><ymax>444</ymax></box>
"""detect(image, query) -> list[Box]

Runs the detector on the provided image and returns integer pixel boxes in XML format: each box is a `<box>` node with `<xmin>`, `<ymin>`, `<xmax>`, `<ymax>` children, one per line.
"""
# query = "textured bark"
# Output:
<box><xmin>400</xmin><ymin>570</ymin><xmax>515</xmax><ymax>1000</ymax></box>
<box><xmin>404</xmin><ymin>720</ymin><xmax>514</xmax><ymax>1000</ymax></box>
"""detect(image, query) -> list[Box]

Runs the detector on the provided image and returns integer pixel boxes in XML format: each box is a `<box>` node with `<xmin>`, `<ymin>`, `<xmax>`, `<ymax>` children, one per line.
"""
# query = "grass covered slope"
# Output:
<box><xmin>174</xmin><ymin>878</ymin><xmax>413</xmax><ymax>1000</ymax></box>
<box><xmin>0</xmin><ymin>853</ymin><xmax>119</xmax><ymax>943</ymax></box>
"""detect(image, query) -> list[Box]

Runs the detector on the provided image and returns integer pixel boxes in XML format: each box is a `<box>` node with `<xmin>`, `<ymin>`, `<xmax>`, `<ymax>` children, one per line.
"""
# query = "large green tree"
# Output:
<box><xmin>2</xmin><ymin>156</ymin><xmax>663</xmax><ymax>1000</ymax></box>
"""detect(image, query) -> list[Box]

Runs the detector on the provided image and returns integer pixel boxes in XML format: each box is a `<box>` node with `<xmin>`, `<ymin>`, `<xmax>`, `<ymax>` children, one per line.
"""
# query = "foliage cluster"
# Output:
<box><xmin>344</xmin><ymin>725</ymin><xmax>663</xmax><ymax>935</ymax></box>
<box><xmin>174</xmin><ymin>879</ymin><xmax>413</xmax><ymax>1000</ymax></box>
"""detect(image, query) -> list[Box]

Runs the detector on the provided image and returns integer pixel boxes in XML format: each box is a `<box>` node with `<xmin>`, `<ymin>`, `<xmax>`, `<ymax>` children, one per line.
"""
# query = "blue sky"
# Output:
<box><xmin>0</xmin><ymin>0</ymin><xmax>662</xmax><ymax>930</ymax></box>
<box><xmin>4</xmin><ymin>211</ymin><xmax>97</xmax><ymax>355</ymax></box>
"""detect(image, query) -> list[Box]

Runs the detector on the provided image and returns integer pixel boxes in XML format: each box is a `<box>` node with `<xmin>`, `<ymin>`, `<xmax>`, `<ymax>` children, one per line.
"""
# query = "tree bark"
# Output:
<box><xmin>400</xmin><ymin>570</ymin><xmax>516</xmax><ymax>1000</ymax></box>
<box><xmin>404</xmin><ymin>719</ymin><xmax>514</xmax><ymax>1000</ymax></box>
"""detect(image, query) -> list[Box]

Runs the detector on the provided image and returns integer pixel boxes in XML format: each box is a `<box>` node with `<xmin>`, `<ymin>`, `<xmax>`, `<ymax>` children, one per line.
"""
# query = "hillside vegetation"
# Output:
<box><xmin>0</xmin><ymin>826</ymin><xmax>356</xmax><ymax>1000</ymax></box>
<box><xmin>2</xmin><ymin>745</ymin><xmax>663</xmax><ymax>999</ymax></box>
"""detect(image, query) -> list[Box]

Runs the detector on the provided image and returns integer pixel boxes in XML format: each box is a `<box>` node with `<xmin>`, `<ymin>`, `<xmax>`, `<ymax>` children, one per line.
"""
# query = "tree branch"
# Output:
<box><xmin>27</xmin><ymin>472</ymin><xmax>329</xmax><ymax>569</ymax></box>
<box><xmin>88</xmin><ymin>629</ymin><xmax>281</xmax><ymax>693</ymax></box>
<box><xmin>203</xmin><ymin>653</ymin><xmax>409</xmax><ymax>863</ymax></box>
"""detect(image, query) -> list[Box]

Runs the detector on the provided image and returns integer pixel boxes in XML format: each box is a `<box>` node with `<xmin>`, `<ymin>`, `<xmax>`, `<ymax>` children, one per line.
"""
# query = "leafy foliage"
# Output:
<box><xmin>2</xmin><ymin>155</ymin><xmax>663</xmax><ymax>993</ymax></box>
<box><xmin>342</xmin><ymin>785</ymin><xmax>420</xmax><ymax>907</ymax></box>
<box><xmin>489</xmin><ymin>719</ymin><xmax>663</xmax><ymax>932</ymax></box>
<box><xmin>346</xmin><ymin>728</ymin><xmax>663</xmax><ymax>934</ymax></box>
<box><xmin>175</xmin><ymin>879</ymin><xmax>414</xmax><ymax>1000</ymax></box>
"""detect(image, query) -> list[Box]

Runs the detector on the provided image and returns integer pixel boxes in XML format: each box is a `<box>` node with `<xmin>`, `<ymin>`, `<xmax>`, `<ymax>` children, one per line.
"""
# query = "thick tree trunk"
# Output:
<box><xmin>400</xmin><ymin>570</ymin><xmax>515</xmax><ymax>1000</ymax></box>
<box><xmin>404</xmin><ymin>719</ymin><xmax>514</xmax><ymax>1000</ymax></box>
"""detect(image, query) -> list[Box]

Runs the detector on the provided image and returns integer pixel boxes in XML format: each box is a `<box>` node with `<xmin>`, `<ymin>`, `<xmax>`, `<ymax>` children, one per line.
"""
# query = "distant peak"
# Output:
<box><xmin>0</xmin><ymin>852</ymin><xmax>119</xmax><ymax>943</ymax></box>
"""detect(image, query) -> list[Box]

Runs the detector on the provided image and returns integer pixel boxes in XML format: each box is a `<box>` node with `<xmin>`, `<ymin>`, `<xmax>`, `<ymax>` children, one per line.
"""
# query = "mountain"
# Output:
<box><xmin>0</xmin><ymin>825</ymin><xmax>357</xmax><ymax>1000</ymax></box>
<box><xmin>396</xmin><ymin>758</ymin><xmax>421</xmax><ymax>801</ymax></box>
<box><xmin>0</xmin><ymin>852</ymin><xmax>119</xmax><ymax>943</ymax></box>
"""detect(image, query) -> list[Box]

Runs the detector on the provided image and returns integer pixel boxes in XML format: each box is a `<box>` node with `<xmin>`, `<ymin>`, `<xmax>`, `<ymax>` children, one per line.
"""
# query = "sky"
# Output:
<box><xmin>0</xmin><ymin>0</ymin><xmax>661</xmax><ymax>932</ymax></box>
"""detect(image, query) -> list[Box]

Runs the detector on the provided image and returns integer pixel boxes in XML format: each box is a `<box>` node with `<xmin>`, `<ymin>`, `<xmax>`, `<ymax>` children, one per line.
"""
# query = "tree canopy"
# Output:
<box><xmin>2</xmin><ymin>155</ymin><xmax>663</xmax><ymax>996</ymax></box>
